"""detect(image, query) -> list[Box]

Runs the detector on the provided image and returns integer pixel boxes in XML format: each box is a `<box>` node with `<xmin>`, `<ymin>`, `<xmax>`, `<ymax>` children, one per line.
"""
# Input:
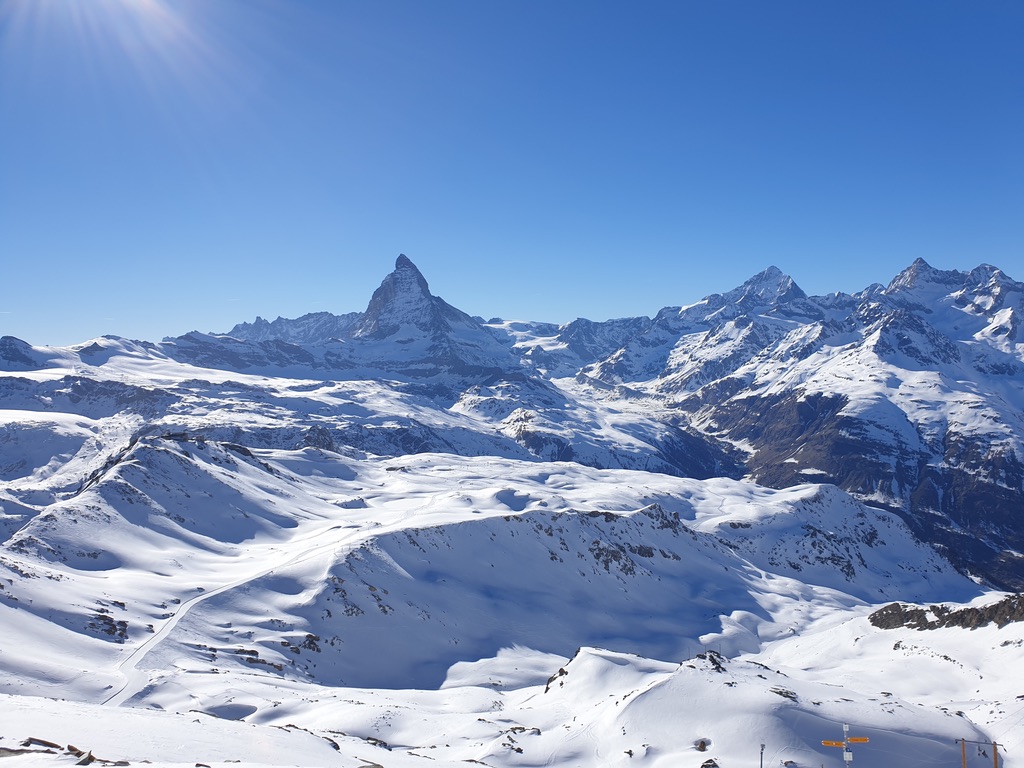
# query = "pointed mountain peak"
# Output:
<box><xmin>389</xmin><ymin>253</ymin><xmax>432</xmax><ymax>294</ymax></box>
<box><xmin>888</xmin><ymin>257</ymin><xmax>933</xmax><ymax>287</ymax></box>
<box><xmin>353</xmin><ymin>254</ymin><xmax>439</xmax><ymax>340</ymax></box>
<box><xmin>662</xmin><ymin>266</ymin><xmax>809</xmax><ymax>328</ymax></box>
<box><xmin>886</xmin><ymin>258</ymin><xmax>962</xmax><ymax>294</ymax></box>
<box><xmin>754</xmin><ymin>265</ymin><xmax>785</xmax><ymax>280</ymax></box>
<box><xmin>731</xmin><ymin>266</ymin><xmax>806</xmax><ymax>306</ymax></box>
<box><xmin>347</xmin><ymin>255</ymin><xmax>516</xmax><ymax>370</ymax></box>
<box><xmin>967</xmin><ymin>262</ymin><xmax>1020</xmax><ymax>292</ymax></box>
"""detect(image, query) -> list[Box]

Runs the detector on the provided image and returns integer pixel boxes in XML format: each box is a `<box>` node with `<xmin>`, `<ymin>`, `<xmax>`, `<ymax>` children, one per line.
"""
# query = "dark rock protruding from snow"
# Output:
<box><xmin>0</xmin><ymin>336</ymin><xmax>55</xmax><ymax>371</ymax></box>
<box><xmin>869</xmin><ymin>595</ymin><xmax>1024</xmax><ymax>630</ymax></box>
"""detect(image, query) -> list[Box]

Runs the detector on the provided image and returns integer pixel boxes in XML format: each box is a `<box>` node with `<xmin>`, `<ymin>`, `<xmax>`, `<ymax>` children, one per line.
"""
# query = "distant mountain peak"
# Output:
<box><xmin>743</xmin><ymin>266</ymin><xmax>805</xmax><ymax>299</ymax></box>
<box><xmin>719</xmin><ymin>266</ymin><xmax>807</xmax><ymax>312</ymax></box>
<box><xmin>755</xmin><ymin>265</ymin><xmax>785</xmax><ymax>280</ymax></box>
<box><xmin>353</xmin><ymin>254</ymin><xmax>436</xmax><ymax>340</ymax></box>
<box><xmin>886</xmin><ymin>257</ymin><xmax>963</xmax><ymax>294</ymax></box>
<box><xmin>392</xmin><ymin>253</ymin><xmax>432</xmax><ymax>292</ymax></box>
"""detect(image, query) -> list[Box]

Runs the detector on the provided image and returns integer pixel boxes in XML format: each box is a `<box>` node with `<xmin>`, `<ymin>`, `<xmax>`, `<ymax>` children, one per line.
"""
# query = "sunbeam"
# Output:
<box><xmin>0</xmin><ymin>0</ymin><xmax>230</xmax><ymax>119</ymax></box>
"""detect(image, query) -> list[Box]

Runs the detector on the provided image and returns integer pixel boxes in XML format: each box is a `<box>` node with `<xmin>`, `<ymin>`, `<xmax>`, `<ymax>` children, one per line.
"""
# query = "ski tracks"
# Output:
<box><xmin>102</xmin><ymin>520</ymin><xmax>368</xmax><ymax>706</ymax></box>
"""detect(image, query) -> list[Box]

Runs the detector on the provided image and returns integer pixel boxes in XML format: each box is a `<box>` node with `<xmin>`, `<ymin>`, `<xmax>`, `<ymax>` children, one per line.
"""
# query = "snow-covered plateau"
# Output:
<box><xmin>2</xmin><ymin>255</ymin><xmax>1023</xmax><ymax>767</ymax></box>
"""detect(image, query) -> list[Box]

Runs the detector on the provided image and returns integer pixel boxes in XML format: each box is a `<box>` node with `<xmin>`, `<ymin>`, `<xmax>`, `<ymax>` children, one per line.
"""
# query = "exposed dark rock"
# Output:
<box><xmin>869</xmin><ymin>594</ymin><xmax>1024</xmax><ymax>630</ymax></box>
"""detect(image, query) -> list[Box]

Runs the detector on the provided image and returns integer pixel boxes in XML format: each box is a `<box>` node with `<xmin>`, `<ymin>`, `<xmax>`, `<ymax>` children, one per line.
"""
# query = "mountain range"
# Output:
<box><xmin>219</xmin><ymin>254</ymin><xmax>1024</xmax><ymax>589</ymax></box>
<box><xmin>1</xmin><ymin>254</ymin><xmax>1023</xmax><ymax>768</ymax></box>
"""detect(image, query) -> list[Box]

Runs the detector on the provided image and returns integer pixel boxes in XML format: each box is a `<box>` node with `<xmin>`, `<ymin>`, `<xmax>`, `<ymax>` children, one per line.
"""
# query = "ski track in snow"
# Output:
<box><xmin>101</xmin><ymin>518</ymin><xmax>369</xmax><ymax>706</ymax></box>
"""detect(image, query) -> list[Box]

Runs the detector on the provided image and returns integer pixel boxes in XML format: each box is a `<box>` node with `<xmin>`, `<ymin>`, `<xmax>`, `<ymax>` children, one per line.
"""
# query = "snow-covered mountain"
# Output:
<box><xmin>209</xmin><ymin>255</ymin><xmax>1024</xmax><ymax>590</ymax></box>
<box><xmin>221</xmin><ymin>254</ymin><xmax>517</xmax><ymax>378</ymax></box>
<box><xmin>2</xmin><ymin>254</ymin><xmax>1024</xmax><ymax>768</ymax></box>
<box><xmin>619</xmin><ymin>259</ymin><xmax>1024</xmax><ymax>590</ymax></box>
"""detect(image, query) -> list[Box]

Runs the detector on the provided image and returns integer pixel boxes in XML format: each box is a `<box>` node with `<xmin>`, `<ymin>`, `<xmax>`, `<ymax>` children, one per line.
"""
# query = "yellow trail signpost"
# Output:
<box><xmin>822</xmin><ymin>724</ymin><xmax>869</xmax><ymax>764</ymax></box>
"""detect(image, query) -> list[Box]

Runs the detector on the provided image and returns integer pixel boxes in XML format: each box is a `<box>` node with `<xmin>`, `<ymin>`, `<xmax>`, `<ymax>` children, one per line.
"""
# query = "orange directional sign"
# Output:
<box><xmin>822</xmin><ymin>741</ymin><xmax>846</xmax><ymax>748</ymax></box>
<box><xmin>848</xmin><ymin>738</ymin><xmax>870</xmax><ymax>744</ymax></box>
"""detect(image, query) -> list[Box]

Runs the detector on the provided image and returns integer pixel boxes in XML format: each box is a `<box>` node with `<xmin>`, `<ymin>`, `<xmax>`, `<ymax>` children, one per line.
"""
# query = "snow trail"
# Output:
<box><xmin>102</xmin><ymin>521</ymin><xmax>367</xmax><ymax>706</ymax></box>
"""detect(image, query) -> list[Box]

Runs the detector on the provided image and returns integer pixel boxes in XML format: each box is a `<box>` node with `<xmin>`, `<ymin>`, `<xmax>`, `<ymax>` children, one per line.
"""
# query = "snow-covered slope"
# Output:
<box><xmin>0</xmin><ymin>444</ymin><xmax>969</xmax><ymax>694</ymax></box>
<box><xmin>3</xmin><ymin>254</ymin><xmax>1024</xmax><ymax>768</ymax></box>
<box><xmin>0</xmin><ymin>440</ymin><xmax>1011</xmax><ymax>768</ymax></box>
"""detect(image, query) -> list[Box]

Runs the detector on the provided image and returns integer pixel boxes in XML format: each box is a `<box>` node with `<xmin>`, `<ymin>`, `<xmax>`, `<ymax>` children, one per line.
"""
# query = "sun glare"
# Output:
<box><xmin>0</xmin><ymin>0</ymin><xmax>223</xmax><ymax>109</ymax></box>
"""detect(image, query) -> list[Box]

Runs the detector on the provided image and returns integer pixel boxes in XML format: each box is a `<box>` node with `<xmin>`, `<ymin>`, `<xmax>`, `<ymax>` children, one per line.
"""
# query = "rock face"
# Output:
<box><xmin>225</xmin><ymin>311</ymin><xmax>362</xmax><ymax>345</ymax></box>
<box><xmin>353</xmin><ymin>254</ymin><xmax>440</xmax><ymax>340</ymax></box>
<box><xmin>869</xmin><ymin>595</ymin><xmax>1024</xmax><ymax>630</ymax></box>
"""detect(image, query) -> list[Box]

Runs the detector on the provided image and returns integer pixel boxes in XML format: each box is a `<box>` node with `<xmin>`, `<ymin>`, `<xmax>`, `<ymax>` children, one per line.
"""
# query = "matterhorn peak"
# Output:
<box><xmin>394</xmin><ymin>253</ymin><xmax>427</xmax><ymax>280</ymax></box>
<box><xmin>389</xmin><ymin>253</ymin><xmax>433</xmax><ymax>297</ymax></box>
<box><xmin>353</xmin><ymin>254</ymin><xmax>437</xmax><ymax>340</ymax></box>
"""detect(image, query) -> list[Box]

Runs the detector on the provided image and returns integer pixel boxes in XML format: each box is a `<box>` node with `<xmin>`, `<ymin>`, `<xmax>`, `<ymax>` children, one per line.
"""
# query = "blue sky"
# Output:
<box><xmin>1</xmin><ymin>0</ymin><xmax>1022</xmax><ymax>346</ymax></box>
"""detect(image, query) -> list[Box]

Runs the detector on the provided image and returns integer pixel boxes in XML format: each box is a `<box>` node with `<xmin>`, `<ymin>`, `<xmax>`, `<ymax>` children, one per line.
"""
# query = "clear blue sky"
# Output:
<box><xmin>1</xmin><ymin>1</ymin><xmax>1022</xmax><ymax>346</ymax></box>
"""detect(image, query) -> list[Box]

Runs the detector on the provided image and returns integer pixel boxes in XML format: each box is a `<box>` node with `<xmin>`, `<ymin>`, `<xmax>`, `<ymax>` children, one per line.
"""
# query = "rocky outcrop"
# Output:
<box><xmin>869</xmin><ymin>594</ymin><xmax>1024</xmax><ymax>630</ymax></box>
